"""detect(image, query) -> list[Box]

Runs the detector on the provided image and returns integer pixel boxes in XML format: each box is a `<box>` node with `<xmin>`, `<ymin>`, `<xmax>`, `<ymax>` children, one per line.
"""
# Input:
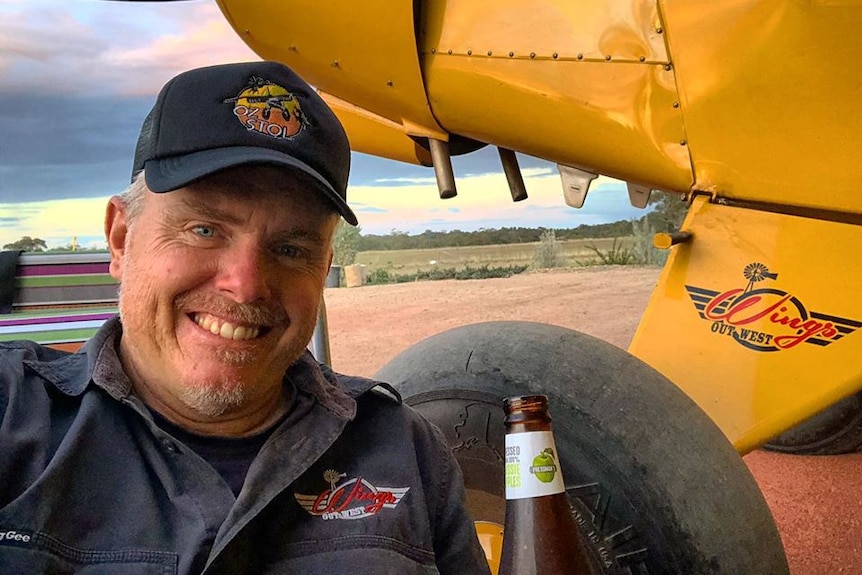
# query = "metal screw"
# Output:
<box><xmin>467</xmin><ymin>49</ymin><xmax>473</xmax><ymax>55</ymax></box>
<box><xmin>673</xmin><ymin>101</ymin><xmax>680</xmax><ymax>108</ymax></box>
<box><xmin>509</xmin><ymin>51</ymin><xmax>514</xmax><ymax>57</ymax></box>
<box><xmin>680</xmin><ymin>139</ymin><xmax>687</xmax><ymax>146</ymax></box>
<box><xmin>665</xmin><ymin>64</ymin><xmax>672</xmax><ymax>71</ymax></box>
<box><xmin>577</xmin><ymin>53</ymin><xmax>583</xmax><ymax>60</ymax></box>
<box><xmin>552</xmin><ymin>52</ymin><xmax>558</xmax><ymax>59</ymax></box>
<box><xmin>606</xmin><ymin>55</ymin><xmax>612</xmax><ymax>61</ymax></box>
<box><xmin>656</xmin><ymin>27</ymin><xmax>664</xmax><ymax>34</ymax></box>
<box><xmin>530</xmin><ymin>52</ymin><xmax>536</xmax><ymax>59</ymax></box>
<box><xmin>331</xmin><ymin>60</ymin><xmax>339</xmax><ymax>68</ymax></box>
<box><xmin>431</xmin><ymin>48</ymin><xmax>436</xmax><ymax>54</ymax></box>
<box><xmin>386</xmin><ymin>80</ymin><xmax>393</xmax><ymax>86</ymax></box>
<box><xmin>639</xmin><ymin>56</ymin><xmax>646</xmax><ymax>62</ymax></box>
<box><xmin>487</xmin><ymin>50</ymin><xmax>493</xmax><ymax>56</ymax></box>
<box><xmin>447</xmin><ymin>49</ymin><xmax>453</xmax><ymax>55</ymax></box>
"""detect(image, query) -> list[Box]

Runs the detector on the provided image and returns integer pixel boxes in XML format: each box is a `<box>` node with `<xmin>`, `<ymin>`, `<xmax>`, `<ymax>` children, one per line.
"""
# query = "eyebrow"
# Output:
<box><xmin>176</xmin><ymin>197</ymin><xmax>242</xmax><ymax>224</ymax></box>
<box><xmin>173</xmin><ymin>197</ymin><xmax>330</xmax><ymax>243</ymax></box>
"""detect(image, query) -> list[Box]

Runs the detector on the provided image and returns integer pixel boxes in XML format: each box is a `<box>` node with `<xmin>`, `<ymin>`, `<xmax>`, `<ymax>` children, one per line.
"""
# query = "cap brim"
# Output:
<box><xmin>143</xmin><ymin>147</ymin><xmax>358</xmax><ymax>225</ymax></box>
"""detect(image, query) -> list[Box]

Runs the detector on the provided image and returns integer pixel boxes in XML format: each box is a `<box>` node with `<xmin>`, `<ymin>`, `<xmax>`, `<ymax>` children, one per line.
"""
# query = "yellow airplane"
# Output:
<box><xmin>116</xmin><ymin>1</ymin><xmax>862</xmax><ymax>572</ymax></box>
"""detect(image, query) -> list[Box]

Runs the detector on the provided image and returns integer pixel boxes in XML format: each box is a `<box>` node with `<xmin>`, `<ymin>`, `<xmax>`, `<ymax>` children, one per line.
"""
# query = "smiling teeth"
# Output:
<box><xmin>194</xmin><ymin>314</ymin><xmax>260</xmax><ymax>341</ymax></box>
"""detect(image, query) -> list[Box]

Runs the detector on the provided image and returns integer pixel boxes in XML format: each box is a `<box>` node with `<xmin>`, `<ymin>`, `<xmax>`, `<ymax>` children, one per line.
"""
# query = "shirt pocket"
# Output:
<box><xmin>0</xmin><ymin>530</ymin><xmax>177</xmax><ymax>575</ymax></box>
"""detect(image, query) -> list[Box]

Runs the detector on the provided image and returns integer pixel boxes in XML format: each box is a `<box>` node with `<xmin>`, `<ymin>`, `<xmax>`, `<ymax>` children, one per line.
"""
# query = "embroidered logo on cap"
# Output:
<box><xmin>223</xmin><ymin>75</ymin><xmax>310</xmax><ymax>139</ymax></box>
<box><xmin>295</xmin><ymin>469</ymin><xmax>410</xmax><ymax>521</ymax></box>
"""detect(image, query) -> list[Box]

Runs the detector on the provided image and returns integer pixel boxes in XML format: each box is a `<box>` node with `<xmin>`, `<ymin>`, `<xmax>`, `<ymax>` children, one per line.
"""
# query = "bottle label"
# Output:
<box><xmin>504</xmin><ymin>430</ymin><xmax>566</xmax><ymax>499</ymax></box>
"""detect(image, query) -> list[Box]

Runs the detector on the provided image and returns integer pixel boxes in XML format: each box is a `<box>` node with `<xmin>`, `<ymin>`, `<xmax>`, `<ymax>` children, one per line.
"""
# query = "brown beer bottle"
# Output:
<box><xmin>498</xmin><ymin>395</ymin><xmax>593</xmax><ymax>575</ymax></box>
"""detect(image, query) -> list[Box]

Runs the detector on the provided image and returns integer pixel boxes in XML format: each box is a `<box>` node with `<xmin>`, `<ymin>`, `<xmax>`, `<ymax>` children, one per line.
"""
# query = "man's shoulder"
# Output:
<box><xmin>335</xmin><ymin>372</ymin><xmax>402</xmax><ymax>403</ymax></box>
<box><xmin>336</xmin><ymin>372</ymin><xmax>447</xmax><ymax>447</ymax></box>
<box><xmin>0</xmin><ymin>340</ymin><xmax>79</xmax><ymax>373</ymax></box>
<box><xmin>0</xmin><ymin>340</ymin><xmax>89</xmax><ymax>396</ymax></box>
<box><xmin>0</xmin><ymin>339</ymin><xmax>72</xmax><ymax>360</ymax></box>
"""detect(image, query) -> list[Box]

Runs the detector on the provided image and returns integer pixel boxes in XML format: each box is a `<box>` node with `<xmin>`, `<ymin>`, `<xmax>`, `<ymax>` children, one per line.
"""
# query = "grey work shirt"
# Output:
<box><xmin>0</xmin><ymin>318</ymin><xmax>490</xmax><ymax>575</ymax></box>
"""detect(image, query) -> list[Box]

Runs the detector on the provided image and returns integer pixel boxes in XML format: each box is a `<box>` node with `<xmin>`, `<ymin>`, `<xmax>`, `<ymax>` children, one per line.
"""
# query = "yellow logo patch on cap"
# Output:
<box><xmin>223</xmin><ymin>76</ymin><xmax>309</xmax><ymax>139</ymax></box>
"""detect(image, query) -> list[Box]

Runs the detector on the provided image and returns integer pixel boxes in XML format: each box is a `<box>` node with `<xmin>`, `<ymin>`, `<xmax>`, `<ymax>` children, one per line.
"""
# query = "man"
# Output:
<box><xmin>0</xmin><ymin>61</ymin><xmax>491</xmax><ymax>575</ymax></box>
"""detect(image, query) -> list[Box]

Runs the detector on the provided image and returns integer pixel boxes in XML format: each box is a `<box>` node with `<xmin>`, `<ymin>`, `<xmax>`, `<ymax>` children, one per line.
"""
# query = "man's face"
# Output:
<box><xmin>105</xmin><ymin>168</ymin><xmax>338</xmax><ymax>423</ymax></box>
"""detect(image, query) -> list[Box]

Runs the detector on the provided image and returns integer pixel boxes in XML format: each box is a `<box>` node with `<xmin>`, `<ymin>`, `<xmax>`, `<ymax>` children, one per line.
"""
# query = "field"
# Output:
<box><xmin>354</xmin><ymin>236</ymin><xmax>638</xmax><ymax>276</ymax></box>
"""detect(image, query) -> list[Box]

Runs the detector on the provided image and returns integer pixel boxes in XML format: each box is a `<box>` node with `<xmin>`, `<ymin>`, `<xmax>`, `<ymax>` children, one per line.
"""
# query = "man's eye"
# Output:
<box><xmin>276</xmin><ymin>245</ymin><xmax>301</xmax><ymax>258</ymax></box>
<box><xmin>192</xmin><ymin>225</ymin><xmax>216</xmax><ymax>238</ymax></box>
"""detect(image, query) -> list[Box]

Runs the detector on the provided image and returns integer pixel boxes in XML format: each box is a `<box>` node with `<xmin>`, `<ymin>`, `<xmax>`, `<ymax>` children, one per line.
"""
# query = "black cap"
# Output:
<box><xmin>132</xmin><ymin>61</ymin><xmax>357</xmax><ymax>225</ymax></box>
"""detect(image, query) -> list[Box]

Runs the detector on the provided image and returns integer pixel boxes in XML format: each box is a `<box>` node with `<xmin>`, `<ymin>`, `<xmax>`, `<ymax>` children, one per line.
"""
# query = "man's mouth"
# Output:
<box><xmin>192</xmin><ymin>313</ymin><xmax>263</xmax><ymax>341</ymax></box>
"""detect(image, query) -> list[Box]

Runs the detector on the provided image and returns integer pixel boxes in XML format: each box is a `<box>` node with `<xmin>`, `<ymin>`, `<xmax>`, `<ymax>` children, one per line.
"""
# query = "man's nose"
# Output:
<box><xmin>214</xmin><ymin>243</ymin><xmax>273</xmax><ymax>303</ymax></box>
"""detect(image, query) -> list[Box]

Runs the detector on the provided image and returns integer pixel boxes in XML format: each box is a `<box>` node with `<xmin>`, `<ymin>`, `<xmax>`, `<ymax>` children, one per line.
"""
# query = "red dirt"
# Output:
<box><xmin>323</xmin><ymin>266</ymin><xmax>861</xmax><ymax>575</ymax></box>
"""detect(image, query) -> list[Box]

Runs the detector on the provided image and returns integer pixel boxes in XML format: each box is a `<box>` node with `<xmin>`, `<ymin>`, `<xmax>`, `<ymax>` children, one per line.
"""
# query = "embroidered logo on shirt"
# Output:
<box><xmin>295</xmin><ymin>469</ymin><xmax>410</xmax><ymax>520</ymax></box>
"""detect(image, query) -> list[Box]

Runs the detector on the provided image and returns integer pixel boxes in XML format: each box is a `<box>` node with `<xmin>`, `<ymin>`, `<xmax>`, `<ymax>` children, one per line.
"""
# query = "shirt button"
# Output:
<box><xmin>161</xmin><ymin>438</ymin><xmax>179</xmax><ymax>453</ymax></box>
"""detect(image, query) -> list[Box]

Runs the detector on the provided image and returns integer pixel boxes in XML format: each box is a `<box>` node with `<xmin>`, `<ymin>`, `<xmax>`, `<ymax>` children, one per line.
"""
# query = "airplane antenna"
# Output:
<box><xmin>428</xmin><ymin>138</ymin><xmax>457</xmax><ymax>199</ymax></box>
<box><xmin>498</xmin><ymin>148</ymin><xmax>528</xmax><ymax>202</ymax></box>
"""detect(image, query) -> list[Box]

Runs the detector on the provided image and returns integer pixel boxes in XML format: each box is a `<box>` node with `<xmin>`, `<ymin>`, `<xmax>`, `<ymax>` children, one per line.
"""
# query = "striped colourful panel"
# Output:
<box><xmin>13</xmin><ymin>253</ymin><xmax>118</xmax><ymax>308</ymax></box>
<box><xmin>0</xmin><ymin>306</ymin><xmax>117</xmax><ymax>345</ymax></box>
<box><xmin>3</xmin><ymin>254</ymin><xmax>118</xmax><ymax>344</ymax></box>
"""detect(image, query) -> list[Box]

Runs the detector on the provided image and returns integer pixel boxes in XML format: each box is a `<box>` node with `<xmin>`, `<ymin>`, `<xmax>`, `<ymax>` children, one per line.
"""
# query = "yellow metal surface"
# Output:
<box><xmin>662</xmin><ymin>1</ymin><xmax>862</xmax><ymax>211</ymax></box>
<box><xmin>630</xmin><ymin>196</ymin><xmax>862</xmax><ymax>454</ymax></box>
<box><xmin>419</xmin><ymin>0</ymin><xmax>693</xmax><ymax>193</ymax></box>
<box><xmin>215</xmin><ymin>0</ymin><xmax>447</xmax><ymax>140</ymax></box>
<box><xmin>217</xmin><ymin>0</ymin><xmax>862</xmax><ymax>215</ymax></box>
<box><xmin>320</xmin><ymin>92</ymin><xmax>433</xmax><ymax>167</ymax></box>
<box><xmin>474</xmin><ymin>521</ymin><xmax>504</xmax><ymax>575</ymax></box>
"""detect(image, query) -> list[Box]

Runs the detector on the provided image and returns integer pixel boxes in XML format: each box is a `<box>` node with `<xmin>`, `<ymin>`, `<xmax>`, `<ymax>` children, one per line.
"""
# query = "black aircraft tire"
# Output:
<box><xmin>374</xmin><ymin>321</ymin><xmax>788</xmax><ymax>575</ymax></box>
<box><xmin>764</xmin><ymin>392</ymin><xmax>862</xmax><ymax>455</ymax></box>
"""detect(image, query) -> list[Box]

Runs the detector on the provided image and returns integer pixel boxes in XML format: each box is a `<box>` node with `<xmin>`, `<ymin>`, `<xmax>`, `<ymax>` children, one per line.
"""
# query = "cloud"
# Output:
<box><xmin>354</xmin><ymin>205</ymin><xmax>389</xmax><ymax>214</ymax></box>
<box><xmin>373</xmin><ymin>176</ymin><xmax>438</xmax><ymax>185</ymax></box>
<box><xmin>98</xmin><ymin>6</ymin><xmax>260</xmax><ymax>97</ymax></box>
<box><xmin>0</xmin><ymin>1</ymin><xmax>257</xmax><ymax>97</ymax></box>
<box><xmin>0</xmin><ymin>1</ymin><xmax>258</xmax><ymax>204</ymax></box>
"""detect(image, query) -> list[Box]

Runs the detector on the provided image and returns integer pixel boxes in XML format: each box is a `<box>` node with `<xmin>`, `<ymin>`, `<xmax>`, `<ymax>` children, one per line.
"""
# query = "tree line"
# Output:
<box><xmin>332</xmin><ymin>191</ymin><xmax>688</xmax><ymax>266</ymax></box>
<box><xmin>352</xmin><ymin>190</ymin><xmax>687</xmax><ymax>252</ymax></box>
<box><xmin>356</xmin><ymin>220</ymin><xmax>635</xmax><ymax>251</ymax></box>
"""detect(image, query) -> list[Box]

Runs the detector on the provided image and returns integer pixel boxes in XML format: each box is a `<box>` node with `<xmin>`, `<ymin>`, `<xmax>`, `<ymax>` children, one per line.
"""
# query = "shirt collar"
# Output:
<box><xmin>82</xmin><ymin>316</ymin><xmax>360</xmax><ymax>421</ymax></box>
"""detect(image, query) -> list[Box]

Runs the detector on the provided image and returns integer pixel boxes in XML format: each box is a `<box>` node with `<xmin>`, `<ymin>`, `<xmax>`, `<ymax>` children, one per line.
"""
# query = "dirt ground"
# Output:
<box><xmin>323</xmin><ymin>266</ymin><xmax>861</xmax><ymax>575</ymax></box>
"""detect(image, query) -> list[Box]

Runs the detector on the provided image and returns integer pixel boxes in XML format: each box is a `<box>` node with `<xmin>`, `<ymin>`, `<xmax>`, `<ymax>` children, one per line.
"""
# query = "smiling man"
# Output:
<box><xmin>0</xmin><ymin>61</ymin><xmax>490</xmax><ymax>575</ymax></box>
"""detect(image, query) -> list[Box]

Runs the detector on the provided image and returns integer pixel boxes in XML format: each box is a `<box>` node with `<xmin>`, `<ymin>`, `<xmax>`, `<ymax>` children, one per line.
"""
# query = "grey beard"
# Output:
<box><xmin>178</xmin><ymin>380</ymin><xmax>246</xmax><ymax>418</ymax></box>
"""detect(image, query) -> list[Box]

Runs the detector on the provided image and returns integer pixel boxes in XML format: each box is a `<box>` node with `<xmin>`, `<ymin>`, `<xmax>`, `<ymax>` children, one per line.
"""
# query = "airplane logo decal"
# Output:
<box><xmin>685</xmin><ymin>263</ymin><xmax>861</xmax><ymax>352</ymax></box>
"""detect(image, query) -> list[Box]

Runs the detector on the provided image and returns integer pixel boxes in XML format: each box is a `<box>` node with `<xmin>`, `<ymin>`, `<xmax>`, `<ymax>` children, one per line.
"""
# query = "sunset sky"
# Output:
<box><xmin>0</xmin><ymin>0</ymin><xmax>648</xmax><ymax>249</ymax></box>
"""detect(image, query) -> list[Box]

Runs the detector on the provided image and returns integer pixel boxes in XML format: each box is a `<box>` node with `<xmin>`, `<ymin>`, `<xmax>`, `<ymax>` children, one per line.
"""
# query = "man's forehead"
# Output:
<box><xmin>160</xmin><ymin>166</ymin><xmax>338</xmax><ymax>215</ymax></box>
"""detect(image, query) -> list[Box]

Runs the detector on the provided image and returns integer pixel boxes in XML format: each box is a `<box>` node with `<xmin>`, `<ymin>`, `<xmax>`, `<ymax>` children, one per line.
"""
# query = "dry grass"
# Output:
<box><xmin>354</xmin><ymin>236</ymin><xmax>636</xmax><ymax>275</ymax></box>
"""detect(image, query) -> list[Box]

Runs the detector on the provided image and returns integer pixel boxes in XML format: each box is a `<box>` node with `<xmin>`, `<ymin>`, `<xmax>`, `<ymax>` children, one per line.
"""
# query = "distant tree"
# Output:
<box><xmin>332</xmin><ymin>221</ymin><xmax>362</xmax><ymax>267</ymax></box>
<box><xmin>3</xmin><ymin>236</ymin><xmax>47</xmax><ymax>252</ymax></box>
<box><xmin>645</xmin><ymin>191</ymin><xmax>689</xmax><ymax>232</ymax></box>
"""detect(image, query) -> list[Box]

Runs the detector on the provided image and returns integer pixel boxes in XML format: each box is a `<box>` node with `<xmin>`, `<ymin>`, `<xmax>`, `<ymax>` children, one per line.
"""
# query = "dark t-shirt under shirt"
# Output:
<box><xmin>148</xmin><ymin>387</ymin><xmax>296</xmax><ymax>497</ymax></box>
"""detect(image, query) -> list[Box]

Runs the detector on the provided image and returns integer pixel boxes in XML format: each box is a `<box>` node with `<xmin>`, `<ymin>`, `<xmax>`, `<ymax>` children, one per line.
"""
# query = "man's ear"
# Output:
<box><xmin>105</xmin><ymin>196</ymin><xmax>129</xmax><ymax>281</ymax></box>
